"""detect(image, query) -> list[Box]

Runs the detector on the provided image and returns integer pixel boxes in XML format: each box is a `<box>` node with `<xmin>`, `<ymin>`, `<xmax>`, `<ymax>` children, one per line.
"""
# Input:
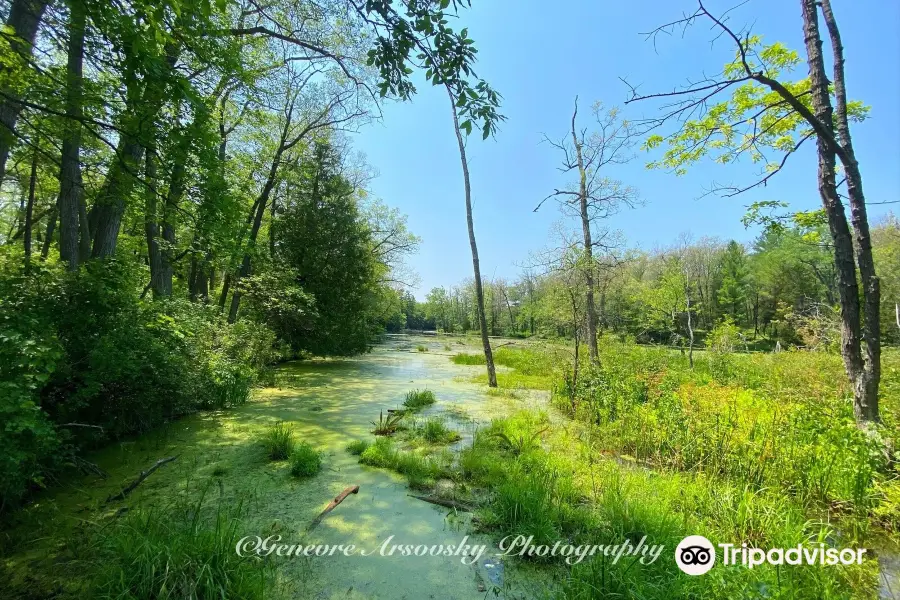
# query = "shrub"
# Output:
<box><xmin>402</xmin><ymin>389</ymin><xmax>436</xmax><ymax>410</ymax></box>
<box><xmin>289</xmin><ymin>443</ymin><xmax>322</xmax><ymax>477</ymax></box>
<box><xmin>263</xmin><ymin>421</ymin><xmax>295</xmax><ymax>460</ymax></box>
<box><xmin>0</xmin><ymin>250</ymin><xmax>278</xmax><ymax>512</ymax></box>
<box><xmin>416</xmin><ymin>345</ymin><xmax>427</xmax><ymax>352</ymax></box>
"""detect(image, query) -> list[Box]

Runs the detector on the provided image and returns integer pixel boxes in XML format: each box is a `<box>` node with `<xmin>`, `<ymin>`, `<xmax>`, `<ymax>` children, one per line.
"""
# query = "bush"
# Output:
<box><xmin>263</xmin><ymin>421</ymin><xmax>295</xmax><ymax>460</ymax></box>
<box><xmin>289</xmin><ymin>443</ymin><xmax>322</xmax><ymax>477</ymax></box>
<box><xmin>402</xmin><ymin>389</ymin><xmax>436</xmax><ymax>410</ymax></box>
<box><xmin>0</xmin><ymin>250</ymin><xmax>277</xmax><ymax>512</ymax></box>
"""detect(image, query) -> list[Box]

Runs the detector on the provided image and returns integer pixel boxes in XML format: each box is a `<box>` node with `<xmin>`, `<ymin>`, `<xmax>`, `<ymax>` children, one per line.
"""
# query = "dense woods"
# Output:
<box><xmin>0</xmin><ymin>0</ymin><xmax>502</xmax><ymax>512</ymax></box>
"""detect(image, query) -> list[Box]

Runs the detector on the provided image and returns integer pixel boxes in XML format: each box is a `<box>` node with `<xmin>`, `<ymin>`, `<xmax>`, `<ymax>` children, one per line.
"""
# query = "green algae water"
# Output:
<box><xmin>1</xmin><ymin>334</ymin><xmax>548</xmax><ymax>599</ymax></box>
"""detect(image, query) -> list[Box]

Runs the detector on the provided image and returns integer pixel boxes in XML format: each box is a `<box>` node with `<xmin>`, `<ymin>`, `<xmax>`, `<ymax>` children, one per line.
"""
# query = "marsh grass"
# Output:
<box><xmin>371</xmin><ymin>410</ymin><xmax>404</xmax><ymax>436</ymax></box>
<box><xmin>461</xmin><ymin>410</ymin><xmax>879</xmax><ymax>598</ymax></box>
<box><xmin>82</xmin><ymin>490</ymin><xmax>273</xmax><ymax>599</ymax></box>
<box><xmin>289</xmin><ymin>443</ymin><xmax>322</xmax><ymax>477</ymax></box>
<box><xmin>262</xmin><ymin>421</ymin><xmax>294</xmax><ymax>460</ymax></box>
<box><xmin>418</xmin><ymin>418</ymin><xmax>461</xmax><ymax>444</ymax></box>
<box><xmin>359</xmin><ymin>438</ymin><xmax>452</xmax><ymax>489</ymax></box>
<box><xmin>402</xmin><ymin>389</ymin><xmax>436</xmax><ymax>410</ymax></box>
<box><xmin>345</xmin><ymin>439</ymin><xmax>371</xmax><ymax>455</ymax></box>
<box><xmin>416</xmin><ymin>345</ymin><xmax>428</xmax><ymax>352</ymax></box>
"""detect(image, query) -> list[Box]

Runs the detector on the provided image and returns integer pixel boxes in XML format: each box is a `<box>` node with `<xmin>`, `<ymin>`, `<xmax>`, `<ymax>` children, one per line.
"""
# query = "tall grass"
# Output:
<box><xmin>262</xmin><ymin>421</ymin><xmax>295</xmax><ymax>460</ymax></box>
<box><xmin>402</xmin><ymin>389</ymin><xmax>436</xmax><ymax>410</ymax></box>
<box><xmin>83</xmin><ymin>492</ymin><xmax>272</xmax><ymax>599</ymax></box>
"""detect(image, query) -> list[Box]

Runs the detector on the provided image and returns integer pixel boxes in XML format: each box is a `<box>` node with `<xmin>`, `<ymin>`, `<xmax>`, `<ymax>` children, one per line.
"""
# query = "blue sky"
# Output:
<box><xmin>352</xmin><ymin>0</ymin><xmax>900</xmax><ymax>300</ymax></box>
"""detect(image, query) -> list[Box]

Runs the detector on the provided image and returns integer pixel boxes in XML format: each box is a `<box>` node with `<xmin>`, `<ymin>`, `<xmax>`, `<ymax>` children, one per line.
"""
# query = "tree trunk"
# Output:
<box><xmin>801</xmin><ymin>0</ymin><xmax>878</xmax><ymax>423</ymax></box>
<box><xmin>144</xmin><ymin>145</ymin><xmax>169</xmax><ymax>298</ymax></box>
<box><xmin>447</xmin><ymin>88</ymin><xmax>496</xmax><ymax>387</ymax></box>
<box><xmin>90</xmin><ymin>47</ymin><xmax>178</xmax><ymax>259</ymax></box>
<box><xmin>818</xmin><ymin>0</ymin><xmax>879</xmax><ymax>423</ymax></box>
<box><xmin>228</xmin><ymin>157</ymin><xmax>280</xmax><ymax>323</ymax></box>
<box><xmin>570</xmin><ymin>100</ymin><xmax>599</xmax><ymax>365</ymax></box>
<box><xmin>0</xmin><ymin>0</ymin><xmax>49</xmax><ymax>183</ymax></box>
<box><xmin>23</xmin><ymin>147</ymin><xmax>37</xmax><ymax>268</ymax></box>
<box><xmin>57</xmin><ymin>0</ymin><xmax>86</xmax><ymax>271</ymax></box>
<box><xmin>40</xmin><ymin>205</ymin><xmax>56</xmax><ymax>260</ymax></box>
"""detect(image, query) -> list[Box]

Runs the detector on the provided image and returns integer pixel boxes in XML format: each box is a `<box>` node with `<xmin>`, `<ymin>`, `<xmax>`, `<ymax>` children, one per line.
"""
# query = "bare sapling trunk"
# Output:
<box><xmin>570</xmin><ymin>103</ymin><xmax>600</xmax><ymax>365</ymax></box>
<box><xmin>685</xmin><ymin>273</ymin><xmax>694</xmax><ymax>369</ymax></box>
<box><xmin>23</xmin><ymin>147</ymin><xmax>37</xmax><ymax>269</ymax></box>
<box><xmin>447</xmin><ymin>87</ymin><xmax>496</xmax><ymax>387</ymax></box>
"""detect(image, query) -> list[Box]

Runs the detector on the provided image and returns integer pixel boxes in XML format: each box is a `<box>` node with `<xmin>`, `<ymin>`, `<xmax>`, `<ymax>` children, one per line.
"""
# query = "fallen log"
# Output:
<box><xmin>105</xmin><ymin>456</ymin><xmax>178</xmax><ymax>503</ymax></box>
<box><xmin>307</xmin><ymin>485</ymin><xmax>360</xmax><ymax>531</ymax></box>
<box><xmin>408</xmin><ymin>494</ymin><xmax>473</xmax><ymax>512</ymax></box>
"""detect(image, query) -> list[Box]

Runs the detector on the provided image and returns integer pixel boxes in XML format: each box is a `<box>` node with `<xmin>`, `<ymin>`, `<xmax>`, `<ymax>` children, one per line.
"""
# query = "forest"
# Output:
<box><xmin>0</xmin><ymin>0</ymin><xmax>898</xmax><ymax>599</ymax></box>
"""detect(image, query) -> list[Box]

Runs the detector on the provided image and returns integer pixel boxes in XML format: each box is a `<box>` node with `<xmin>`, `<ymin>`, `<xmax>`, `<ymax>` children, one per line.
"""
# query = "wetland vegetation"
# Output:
<box><xmin>1</xmin><ymin>0</ymin><xmax>898</xmax><ymax>598</ymax></box>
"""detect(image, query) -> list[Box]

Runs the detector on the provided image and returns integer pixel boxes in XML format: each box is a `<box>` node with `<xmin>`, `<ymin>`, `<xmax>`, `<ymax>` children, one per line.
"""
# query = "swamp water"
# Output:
<box><xmin>2</xmin><ymin>334</ymin><xmax>549</xmax><ymax>599</ymax></box>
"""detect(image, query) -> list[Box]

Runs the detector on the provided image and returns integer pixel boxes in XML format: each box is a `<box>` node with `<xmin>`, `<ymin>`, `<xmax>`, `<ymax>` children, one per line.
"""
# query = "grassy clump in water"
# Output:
<box><xmin>451</xmin><ymin>352</ymin><xmax>484</xmax><ymax>365</ymax></box>
<box><xmin>262</xmin><ymin>421</ymin><xmax>295</xmax><ymax>460</ymax></box>
<box><xmin>345</xmin><ymin>439</ymin><xmax>371</xmax><ymax>455</ymax></box>
<box><xmin>416</xmin><ymin>345</ymin><xmax>428</xmax><ymax>352</ymax></box>
<box><xmin>289</xmin><ymin>442</ymin><xmax>322</xmax><ymax>477</ymax></box>
<box><xmin>418</xmin><ymin>418</ymin><xmax>461</xmax><ymax>444</ymax></box>
<box><xmin>84</xmin><ymin>493</ymin><xmax>273</xmax><ymax>599</ymax></box>
<box><xmin>402</xmin><ymin>389</ymin><xmax>436</xmax><ymax>410</ymax></box>
<box><xmin>359</xmin><ymin>438</ymin><xmax>451</xmax><ymax>489</ymax></box>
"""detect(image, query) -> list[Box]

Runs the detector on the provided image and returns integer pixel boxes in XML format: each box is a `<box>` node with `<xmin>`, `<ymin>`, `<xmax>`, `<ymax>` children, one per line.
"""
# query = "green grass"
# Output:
<box><xmin>289</xmin><ymin>442</ymin><xmax>322</xmax><ymax>477</ymax></box>
<box><xmin>345</xmin><ymin>439</ymin><xmax>371</xmax><ymax>455</ymax></box>
<box><xmin>358</xmin><ymin>438</ymin><xmax>452</xmax><ymax>489</ymax></box>
<box><xmin>81</xmin><ymin>492</ymin><xmax>273</xmax><ymax>599</ymax></box>
<box><xmin>262</xmin><ymin>421</ymin><xmax>294</xmax><ymax>460</ymax></box>
<box><xmin>402</xmin><ymin>389</ymin><xmax>436</xmax><ymax>410</ymax></box>
<box><xmin>419</xmin><ymin>418</ymin><xmax>461</xmax><ymax>444</ymax></box>
<box><xmin>451</xmin><ymin>352</ymin><xmax>486</xmax><ymax>365</ymax></box>
<box><xmin>459</xmin><ymin>410</ymin><xmax>879</xmax><ymax>599</ymax></box>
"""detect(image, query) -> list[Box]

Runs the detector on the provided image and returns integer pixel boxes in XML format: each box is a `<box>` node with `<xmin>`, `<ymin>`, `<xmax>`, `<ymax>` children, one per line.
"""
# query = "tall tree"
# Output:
<box><xmin>631</xmin><ymin>0</ymin><xmax>880</xmax><ymax>424</ymax></box>
<box><xmin>539</xmin><ymin>99</ymin><xmax>638</xmax><ymax>364</ymax></box>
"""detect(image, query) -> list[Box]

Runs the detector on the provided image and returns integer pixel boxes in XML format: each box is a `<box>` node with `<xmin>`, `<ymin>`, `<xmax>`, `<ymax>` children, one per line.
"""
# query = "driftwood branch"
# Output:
<box><xmin>59</xmin><ymin>422</ymin><xmax>105</xmax><ymax>431</ymax></box>
<box><xmin>105</xmin><ymin>456</ymin><xmax>178</xmax><ymax>503</ymax></box>
<box><xmin>408</xmin><ymin>494</ymin><xmax>474</xmax><ymax>512</ymax></box>
<box><xmin>307</xmin><ymin>485</ymin><xmax>360</xmax><ymax>531</ymax></box>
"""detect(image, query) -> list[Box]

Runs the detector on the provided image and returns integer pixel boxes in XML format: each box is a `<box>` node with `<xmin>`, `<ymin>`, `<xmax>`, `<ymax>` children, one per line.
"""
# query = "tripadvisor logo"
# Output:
<box><xmin>675</xmin><ymin>535</ymin><xmax>715</xmax><ymax>575</ymax></box>
<box><xmin>674</xmin><ymin>535</ymin><xmax>867</xmax><ymax>576</ymax></box>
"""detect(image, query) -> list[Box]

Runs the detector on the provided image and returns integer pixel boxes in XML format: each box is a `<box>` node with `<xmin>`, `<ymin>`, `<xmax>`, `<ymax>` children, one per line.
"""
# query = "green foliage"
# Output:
<box><xmin>402</xmin><ymin>389</ymin><xmax>436</xmax><ymax>410</ymax></box>
<box><xmin>262</xmin><ymin>421</ymin><xmax>294</xmax><ymax>461</ymax></box>
<box><xmin>289</xmin><ymin>443</ymin><xmax>322</xmax><ymax>478</ymax></box>
<box><xmin>0</xmin><ymin>250</ymin><xmax>276</xmax><ymax>511</ymax></box>
<box><xmin>643</xmin><ymin>37</ymin><xmax>869</xmax><ymax>175</ymax></box>
<box><xmin>267</xmin><ymin>142</ymin><xmax>381</xmax><ymax>356</ymax></box>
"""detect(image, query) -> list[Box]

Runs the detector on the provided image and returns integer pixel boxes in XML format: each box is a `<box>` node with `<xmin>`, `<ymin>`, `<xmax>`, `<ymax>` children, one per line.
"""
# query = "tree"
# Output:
<box><xmin>538</xmin><ymin>99</ymin><xmax>638</xmax><ymax>364</ymax></box>
<box><xmin>718</xmin><ymin>240</ymin><xmax>748</xmax><ymax>322</ymax></box>
<box><xmin>630</xmin><ymin>0</ymin><xmax>880</xmax><ymax>424</ymax></box>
